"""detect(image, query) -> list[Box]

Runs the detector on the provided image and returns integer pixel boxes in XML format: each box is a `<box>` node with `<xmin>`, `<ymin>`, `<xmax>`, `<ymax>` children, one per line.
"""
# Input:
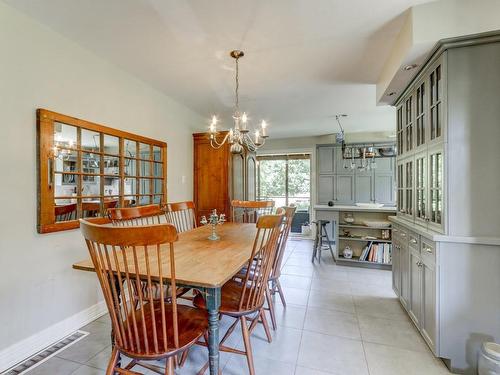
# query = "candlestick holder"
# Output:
<box><xmin>200</xmin><ymin>209</ymin><xmax>226</xmax><ymax>241</ymax></box>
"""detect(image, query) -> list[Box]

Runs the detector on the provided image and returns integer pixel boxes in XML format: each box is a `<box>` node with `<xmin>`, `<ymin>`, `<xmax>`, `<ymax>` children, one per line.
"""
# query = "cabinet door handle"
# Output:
<box><xmin>425</xmin><ymin>218</ymin><xmax>430</xmax><ymax>222</ymax></box>
<box><xmin>410</xmin><ymin>238</ymin><xmax>417</xmax><ymax>244</ymax></box>
<box><xmin>400</xmin><ymin>233</ymin><xmax>406</xmax><ymax>237</ymax></box>
<box><xmin>425</xmin><ymin>247</ymin><xmax>433</xmax><ymax>253</ymax></box>
<box><xmin>417</xmin><ymin>261</ymin><xmax>423</xmax><ymax>267</ymax></box>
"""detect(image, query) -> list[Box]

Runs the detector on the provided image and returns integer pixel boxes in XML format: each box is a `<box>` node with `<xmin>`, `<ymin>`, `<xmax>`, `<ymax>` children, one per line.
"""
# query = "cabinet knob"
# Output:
<box><xmin>425</xmin><ymin>218</ymin><xmax>430</xmax><ymax>222</ymax></box>
<box><xmin>400</xmin><ymin>233</ymin><xmax>406</xmax><ymax>237</ymax></box>
<box><xmin>410</xmin><ymin>239</ymin><xmax>417</xmax><ymax>244</ymax></box>
<box><xmin>425</xmin><ymin>247</ymin><xmax>433</xmax><ymax>253</ymax></box>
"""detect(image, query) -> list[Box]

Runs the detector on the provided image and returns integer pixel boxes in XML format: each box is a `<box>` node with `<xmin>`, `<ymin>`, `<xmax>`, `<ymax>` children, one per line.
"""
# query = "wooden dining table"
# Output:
<box><xmin>73</xmin><ymin>222</ymin><xmax>257</xmax><ymax>375</ymax></box>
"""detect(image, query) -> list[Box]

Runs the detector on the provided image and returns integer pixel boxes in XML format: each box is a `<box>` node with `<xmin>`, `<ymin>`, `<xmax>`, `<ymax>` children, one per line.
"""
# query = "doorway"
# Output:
<box><xmin>257</xmin><ymin>153</ymin><xmax>311</xmax><ymax>234</ymax></box>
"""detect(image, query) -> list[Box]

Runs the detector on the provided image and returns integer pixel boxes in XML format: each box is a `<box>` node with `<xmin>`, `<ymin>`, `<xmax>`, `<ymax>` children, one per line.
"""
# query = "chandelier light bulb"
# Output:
<box><xmin>241</xmin><ymin>112</ymin><xmax>248</xmax><ymax>123</ymax></box>
<box><xmin>254</xmin><ymin>130</ymin><xmax>260</xmax><ymax>144</ymax></box>
<box><xmin>261</xmin><ymin>120</ymin><xmax>267</xmax><ymax>137</ymax></box>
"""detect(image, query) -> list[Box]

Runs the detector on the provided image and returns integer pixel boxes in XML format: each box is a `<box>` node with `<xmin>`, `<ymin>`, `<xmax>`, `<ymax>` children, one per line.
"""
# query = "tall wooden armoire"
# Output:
<box><xmin>193</xmin><ymin>132</ymin><xmax>257</xmax><ymax>222</ymax></box>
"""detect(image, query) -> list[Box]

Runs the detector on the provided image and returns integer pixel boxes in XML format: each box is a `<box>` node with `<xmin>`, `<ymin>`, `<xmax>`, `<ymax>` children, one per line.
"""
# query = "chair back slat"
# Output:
<box><xmin>164</xmin><ymin>201</ymin><xmax>197</xmax><ymax>233</ymax></box>
<box><xmin>231</xmin><ymin>200</ymin><xmax>274</xmax><ymax>223</ymax></box>
<box><xmin>80</xmin><ymin>220</ymin><xmax>179</xmax><ymax>356</ymax></box>
<box><xmin>271</xmin><ymin>206</ymin><xmax>297</xmax><ymax>279</ymax></box>
<box><xmin>108</xmin><ymin>204</ymin><xmax>165</xmax><ymax>226</ymax></box>
<box><xmin>238</xmin><ymin>214</ymin><xmax>283</xmax><ymax>312</ymax></box>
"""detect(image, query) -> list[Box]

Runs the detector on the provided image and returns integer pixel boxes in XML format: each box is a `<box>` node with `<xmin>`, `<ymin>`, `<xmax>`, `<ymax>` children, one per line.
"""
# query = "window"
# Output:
<box><xmin>37</xmin><ymin>109</ymin><xmax>167</xmax><ymax>233</ymax></box>
<box><xmin>257</xmin><ymin>153</ymin><xmax>311</xmax><ymax>233</ymax></box>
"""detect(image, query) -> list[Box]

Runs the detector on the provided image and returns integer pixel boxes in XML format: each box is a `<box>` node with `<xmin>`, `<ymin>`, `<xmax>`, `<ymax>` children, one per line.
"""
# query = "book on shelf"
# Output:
<box><xmin>359</xmin><ymin>242</ymin><xmax>392</xmax><ymax>264</ymax></box>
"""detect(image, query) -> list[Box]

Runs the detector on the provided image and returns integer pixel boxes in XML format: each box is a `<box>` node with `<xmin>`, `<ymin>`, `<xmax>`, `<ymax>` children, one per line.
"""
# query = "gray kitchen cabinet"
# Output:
<box><xmin>390</xmin><ymin>34</ymin><xmax>500</xmax><ymax>372</ymax></box>
<box><xmin>421</xmin><ymin>253</ymin><xmax>436</xmax><ymax>353</ymax></box>
<box><xmin>374</xmin><ymin>173</ymin><xmax>394</xmax><ymax>204</ymax></box>
<box><xmin>318</xmin><ymin>146</ymin><xmax>334</xmax><ymax>174</ymax></box>
<box><xmin>355</xmin><ymin>173</ymin><xmax>373</xmax><ymax>203</ymax></box>
<box><xmin>409</xmin><ymin>247</ymin><xmax>422</xmax><ymax>327</ymax></box>
<box><xmin>335</xmin><ymin>174</ymin><xmax>355</xmax><ymax>204</ymax></box>
<box><xmin>318</xmin><ymin>175</ymin><xmax>335</xmax><ymax>204</ymax></box>
<box><xmin>316</xmin><ymin>144</ymin><xmax>394</xmax><ymax>206</ymax></box>
<box><xmin>392</xmin><ymin>239</ymin><xmax>401</xmax><ymax>296</ymax></box>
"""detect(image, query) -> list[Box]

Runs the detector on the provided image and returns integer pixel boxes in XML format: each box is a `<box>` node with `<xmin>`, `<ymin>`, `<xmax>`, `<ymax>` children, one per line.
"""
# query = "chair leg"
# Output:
<box><xmin>259</xmin><ymin>309</ymin><xmax>273</xmax><ymax>343</ymax></box>
<box><xmin>165</xmin><ymin>357</ymin><xmax>174</xmax><ymax>375</ymax></box>
<box><xmin>323</xmin><ymin>225</ymin><xmax>335</xmax><ymax>260</ymax></box>
<box><xmin>265</xmin><ymin>285</ymin><xmax>277</xmax><ymax>330</ymax></box>
<box><xmin>179</xmin><ymin>349</ymin><xmax>189</xmax><ymax>367</ymax></box>
<box><xmin>106</xmin><ymin>347</ymin><xmax>119</xmax><ymax>375</ymax></box>
<box><xmin>275</xmin><ymin>279</ymin><xmax>287</xmax><ymax>307</ymax></box>
<box><xmin>240</xmin><ymin>316</ymin><xmax>256</xmax><ymax>375</ymax></box>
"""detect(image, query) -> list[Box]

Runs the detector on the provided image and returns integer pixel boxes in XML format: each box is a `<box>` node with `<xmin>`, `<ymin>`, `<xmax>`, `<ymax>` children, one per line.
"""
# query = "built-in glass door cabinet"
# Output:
<box><xmin>404</xmin><ymin>95</ymin><xmax>414</xmax><ymax>154</ymax></box>
<box><xmin>396</xmin><ymin>105</ymin><xmax>404</xmax><ymax>155</ymax></box>
<box><xmin>408</xmin><ymin>233</ymin><xmax>421</xmax><ymax>327</ymax></box>
<box><xmin>428</xmin><ymin>145</ymin><xmax>444</xmax><ymax>232</ymax></box>
<box><xmin>429</xmin><ymin>61</ymin><xmax>444</xmax><ymax>145</ymax></box>
<box><xmin>414</xmin><ymin>151</ymin><xmax>428</xmax><ymax>227</ymax></box>
<box><xmin>415</xmin><ymin>80</ymin><xmax>426</xmax><ymax>151</ymax></box>
<box><xmin>404</xmin><ymin>158</ymin><xmax>414</xmax><ymax>220</ymax></box>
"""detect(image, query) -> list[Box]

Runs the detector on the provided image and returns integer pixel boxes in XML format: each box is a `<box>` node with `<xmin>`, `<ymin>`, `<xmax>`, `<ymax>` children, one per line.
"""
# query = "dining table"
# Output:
<box><xmin>73</xmin><ymin>222</ymin><xmax>258</xmax><ymax>375</ymax></box>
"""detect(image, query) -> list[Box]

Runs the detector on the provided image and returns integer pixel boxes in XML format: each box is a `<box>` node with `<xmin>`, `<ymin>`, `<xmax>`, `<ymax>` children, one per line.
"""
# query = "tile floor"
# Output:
<box><xmin>25</xmin><ymin>239</ymin><xmax>451</xmax><ymax>375</ymax></box>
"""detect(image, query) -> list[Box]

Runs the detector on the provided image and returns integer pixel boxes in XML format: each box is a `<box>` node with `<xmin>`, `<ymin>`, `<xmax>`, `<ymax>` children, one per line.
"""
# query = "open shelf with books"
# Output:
<box><xmin>334</xmin><ymin>208</ymin><xmax>395</xmax><ymax>270</ymax></box>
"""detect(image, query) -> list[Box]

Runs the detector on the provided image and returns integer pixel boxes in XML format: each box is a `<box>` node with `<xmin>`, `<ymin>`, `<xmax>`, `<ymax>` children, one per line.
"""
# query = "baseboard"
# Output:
<box><xmin>0</xmin><ymin>300</ymin><xmax>107</xmax><ymax>372</ymax></box>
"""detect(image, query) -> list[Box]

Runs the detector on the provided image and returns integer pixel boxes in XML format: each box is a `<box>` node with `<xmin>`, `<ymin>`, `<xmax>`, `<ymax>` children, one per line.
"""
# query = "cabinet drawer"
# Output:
<box><xmin>408</xmin><ymin>232</ymin><xmax>419</xmax><ymax>251</ymax></box>
<box><xmin>420</xmin><ymin>238</ymin><xmax>436</xmax><ymax>264</ymax></box>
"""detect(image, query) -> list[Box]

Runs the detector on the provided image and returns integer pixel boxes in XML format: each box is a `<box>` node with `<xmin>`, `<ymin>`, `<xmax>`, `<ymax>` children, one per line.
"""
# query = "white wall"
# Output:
<box><xmin>0</xmin><ymin>2</ymin><xmax>203</xmax><ymax>367</ymax></box>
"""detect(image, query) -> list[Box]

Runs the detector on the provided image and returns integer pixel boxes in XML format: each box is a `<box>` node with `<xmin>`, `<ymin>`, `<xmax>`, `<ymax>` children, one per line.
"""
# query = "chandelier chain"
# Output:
<box><xmin>235</xmin><ymin>56</ymin><xmax>239</xmax><ymax>111</ymax></box>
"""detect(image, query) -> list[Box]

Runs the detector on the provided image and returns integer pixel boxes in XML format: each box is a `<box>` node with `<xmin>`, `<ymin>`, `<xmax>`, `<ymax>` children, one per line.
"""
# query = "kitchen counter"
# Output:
<box><xmin>314</xmin><ymin>204</ymin><xmax>397</xmax><ymax>213</ymax></box>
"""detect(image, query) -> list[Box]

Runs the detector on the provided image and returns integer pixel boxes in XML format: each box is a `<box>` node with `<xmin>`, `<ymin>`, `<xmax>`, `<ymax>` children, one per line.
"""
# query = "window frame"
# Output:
<box><xmin>37</xmin><ymin>109</ymin><xmax>167</xmax><ymax>233</ymax></box>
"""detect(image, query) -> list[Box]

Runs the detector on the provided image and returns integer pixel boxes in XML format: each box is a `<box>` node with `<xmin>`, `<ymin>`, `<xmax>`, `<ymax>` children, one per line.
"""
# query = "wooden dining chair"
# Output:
<box><xmin>231</xmin><ymin>200</ymin><xmax>275</xmax><ymax>223</ymax></box>
<box><xmin>266</xmin><ymin>206</ymin><xmax>297</xmax><ymax>330</ymax></box>
<box><xmin>79</xmin><ymin>220</ymin><xmax>208</xmax><ymax>375</ymax></box>
<box><xmin>55</xmin><ymin>203</ymin><xmax>77</xmax><ymax>221</ymax></box>
<box><xmin>164</xmin><ymin>201</ymin><xmax>197</xmax><ymax>233</ymax></box>
<box><xmin>108</xmin><ymin>204</ymin><xmax>165</xmax><ymax>226</ymax></box>
<box><xmin>193</xmin><ymin>213</ymin><xmax>284</xmax><ymax>375</ymax></box>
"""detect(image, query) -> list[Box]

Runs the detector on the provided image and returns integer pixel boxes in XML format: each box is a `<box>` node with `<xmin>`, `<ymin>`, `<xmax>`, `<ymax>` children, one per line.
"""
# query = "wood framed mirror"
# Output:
<box><xmin>37</xmin><ymin>109</ymin><xmax>167</xmax><ymax>233</ymax></box>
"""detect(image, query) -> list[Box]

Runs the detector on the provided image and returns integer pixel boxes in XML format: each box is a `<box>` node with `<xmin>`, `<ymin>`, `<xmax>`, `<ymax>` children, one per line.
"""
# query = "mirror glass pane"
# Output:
<box><xmin>124</xmin><ymin>196</ymin><xmax>136</xmax><ymax>207</ymax></box>
<box><xmin>54</xmin><ymin>173</ymin><xmax>78</xmax><ymax>197</ymax></box>
<box><xmin>124</xmin><ymin>139</ymin><xmax>137</xmax><ymax>158</ymax></box>
<box><xmin>125</xmin><ymin>158</ymin><xmax>136</xmax><ymax>176</ymax></box>
<box><xmin>139</xmin><ymin>196</ymin><xmax>151</xmax><ymax>205</ymax></box>
<box><xmin>153</xmin><ymin>146</ymin><xmax>162</xmax><ymax>161</ymax></box>
<box><xmin>139</xmin><ymin>160</ymin><xmax>151</xmax><ymax>176</ymax></box>
<box><xmin>104</xmin><ymin>177</ymin><xmax>120</xmax><ymax>196</ymax></box>
<box><xmin>103</xmin><ymin>135</ymin><xmax>119</xmax><ymax>155</ymax></box>
<box><xmin>139</xmin><ymin>179</ymin><xmax>150</xmax><ymax>195</ymax></box>
<box><xmin>54</xmin><ymin>150</ymin><xmax>78</xmax><ymax>172</ymax></box>
<box><xmin>54</xmin><ymin>122</ymin><xmax>77</xmax><ymax>150</ymax></box>
<box><xmin>82</xmin><ymin>176</ymin><xmax>100</xmax><ymax>196</ymax></box>
<box><xmin>124</xmin><ymin>178</ymin><xmax>137</xmax><ymax>195</ymax></box>
<box><xmin>139</xmin><ymin>143</ymin><xmax>150</xmax><ymax>160</ymax></box>
<box><xmin>81</xmin><ymin>129</ymin><xmax>100</xmax><ymax>152</ymax></box>
<box><xmin>103</xmin><ymin>156</ymin><xmax>120</xmax><ymax>175</ymax></box>
<box><xmin>104</xmin><ymin>197</ymin><xmax>119</xmax><ymax>211</ymax></box>
<box><xmin>82</xmin><ymin>152</ymin><xmax>100</xmax><ymax>173</ymax></box>
<box><xmin>153</xmin><ymin>195</ymin><xmax>162</xmax><ymax>204</ymax></box>
<box><xmin>153</xmin><ymin>179</ymin><xmax>163</xmax><ymax>195</ymax></box>
<box><xmin>54</xmin><ymin>199</ymin><xmax>78</xmax><ymax>222</ymax></box>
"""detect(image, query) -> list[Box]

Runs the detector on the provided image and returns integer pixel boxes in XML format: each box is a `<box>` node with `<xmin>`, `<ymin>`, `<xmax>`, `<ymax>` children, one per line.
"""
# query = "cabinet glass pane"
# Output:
<box><xmin>124</xmin><ymin>178</ymin><xmax>137</xmax><ymax>195</ymax></box>
<box><xmin>139</xmin><ymin>160</ymin><xmax>151</xmax><ymax>177</ymax></box>
<box><xmin>416</xmin><ymin>157</ymin><xmax>426</xmax><ymax>219</ymax></box>
<box><xmin>405</xmin><ymin>97</ymin><xmax>413</xmax><ymax>151</ymax></box>
<box><xmin>397</xmin><ymin>107</ymin><xmax>404</xmax><ymax>155</ymax></box>
<box><xmin>125</xmin><ymin>158</ymin><xmax>136</xmax><ymax>176</ymax></box>
<box><xmin>416</xmin><ymin>83</ymin><xmax>425</xmax><ymax>146</ymax></box>
<box><xmin>405</xmin><ymin>161</ymin><xmax>413</xmax><ymax>215</ymax></box>
<box><xmin>397</xmin><ymin>164</ymin><xmax>404</xmax><ymax>212</ymax></box>
<box><xmin>55</xmin><ymin>200</ymin><xmax>77</xmax><ymax>222</ymax></box>
<box><xmin>430</xmin><ymin>152</ymin><xmax>443</xmax><ymax>224</ymax></box>
<box><xmin>153</xmin><ymin>146</ymin><xmax>162</xmax><ymax>162</ymax></box>
<box><xmin>103</xmin><ymin>156</ymin><xmax>119</xmax><ymax>175</ymax></box>
<box><xmin>430</xmin><ymin>65</ymin><xmax>442</xmax><ymax>140</ymax></box>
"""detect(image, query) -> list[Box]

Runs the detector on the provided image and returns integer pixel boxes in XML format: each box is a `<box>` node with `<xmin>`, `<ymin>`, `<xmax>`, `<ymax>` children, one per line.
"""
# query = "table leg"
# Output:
<box><xmin>205</xmin><ymin>287</ymin><xmax>221</xmax><ymax>375</ymax></box>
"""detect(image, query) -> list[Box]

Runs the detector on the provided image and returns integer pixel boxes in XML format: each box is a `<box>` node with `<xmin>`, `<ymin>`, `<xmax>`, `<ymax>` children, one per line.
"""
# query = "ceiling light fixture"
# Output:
<box><xmin>208</xmin><ymin>50</ymin><xmax>269</xmax><ymax>154</ymax></box>
<box><xmin>387</xmin><ymin>91</ymin><xmax>396</xmax><ymax>96</ymax></box>
<box><xmin>403</xmin><ymin>63</ymin><xmax>418</xmax><ymax>71</ymax></box>
<box><xmin>335</xmin><ymin>114</ymin><xmax>347</xmax><ymax>144</ymax></box>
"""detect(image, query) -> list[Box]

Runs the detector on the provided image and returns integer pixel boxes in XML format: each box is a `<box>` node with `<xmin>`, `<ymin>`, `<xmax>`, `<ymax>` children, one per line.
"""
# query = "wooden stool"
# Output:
<box><xmin>312</xmin><ymin>220</ymin><xmax>335</xmax><ymax>263</ymax></box>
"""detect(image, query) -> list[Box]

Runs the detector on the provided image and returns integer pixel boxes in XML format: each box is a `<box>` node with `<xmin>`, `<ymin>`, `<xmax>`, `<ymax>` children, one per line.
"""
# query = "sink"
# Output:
<box><xmin>355</xmin><ymin>203</ymin><xmax>384</xmax><ymax>208</ymax></box>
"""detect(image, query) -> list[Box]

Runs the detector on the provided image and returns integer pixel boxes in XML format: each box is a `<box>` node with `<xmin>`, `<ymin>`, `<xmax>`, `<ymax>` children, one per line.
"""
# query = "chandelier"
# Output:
<box><xmin>208</xmin><ymin>50</ymin><xmax>269</xmax><ymax>154</ymax></box>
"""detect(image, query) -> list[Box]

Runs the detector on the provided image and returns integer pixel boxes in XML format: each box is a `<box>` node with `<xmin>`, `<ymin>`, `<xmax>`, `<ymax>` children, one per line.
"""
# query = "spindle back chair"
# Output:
<box><xmin>55</xmin><ymin>203</ymin><xmax>77</xmax><ymax>221</ymax></box>
<box><xmin>79</xmin><ymin>220</ymin><xmax>207</xmax><ymax>374</ymax></box>
<box><xmin>164</xmin><ymin>201</ymin><xmax>197</xmax><ymax>233</ymax></box>
<box><xmin>193</xmin><ymin>213</ymin><xmax>284</xmax><ymax>375</ymax></box>
<box><xmin>231</xmin><ymin>200</ymin><xmax>274</xmax><ymax>223</ymax></box>
<box><xmin>265</xmin><ymin>206</ymin><xmax>296</xmax><ymax>329</ymax></box>
<box><xmin>107</xmin><ymin>204</ymin><xmax>165</xmax><ymax>226</ymax></box>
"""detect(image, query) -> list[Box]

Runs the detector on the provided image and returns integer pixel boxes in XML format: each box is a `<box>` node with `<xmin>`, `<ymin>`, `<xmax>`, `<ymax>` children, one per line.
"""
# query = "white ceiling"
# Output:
<box><xmin>4</xmin><ymin>0</ymin><xmax>431</xmax><ymax>138</ymax></box>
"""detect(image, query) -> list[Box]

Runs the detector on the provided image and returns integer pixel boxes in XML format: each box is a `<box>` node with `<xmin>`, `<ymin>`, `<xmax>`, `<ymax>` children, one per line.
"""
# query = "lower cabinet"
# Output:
<box><xmin>392</xmin><ymin>223</ymin><xmax>438</xmax><ymax>355</ymax></box>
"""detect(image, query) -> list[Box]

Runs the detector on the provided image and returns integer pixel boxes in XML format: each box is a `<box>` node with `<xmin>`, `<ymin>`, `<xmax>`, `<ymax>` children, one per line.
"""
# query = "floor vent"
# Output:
<box><xmin>2</xmin><ymin>330</ymin><xmax>89</xmax><ymax>375</ymax></box>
